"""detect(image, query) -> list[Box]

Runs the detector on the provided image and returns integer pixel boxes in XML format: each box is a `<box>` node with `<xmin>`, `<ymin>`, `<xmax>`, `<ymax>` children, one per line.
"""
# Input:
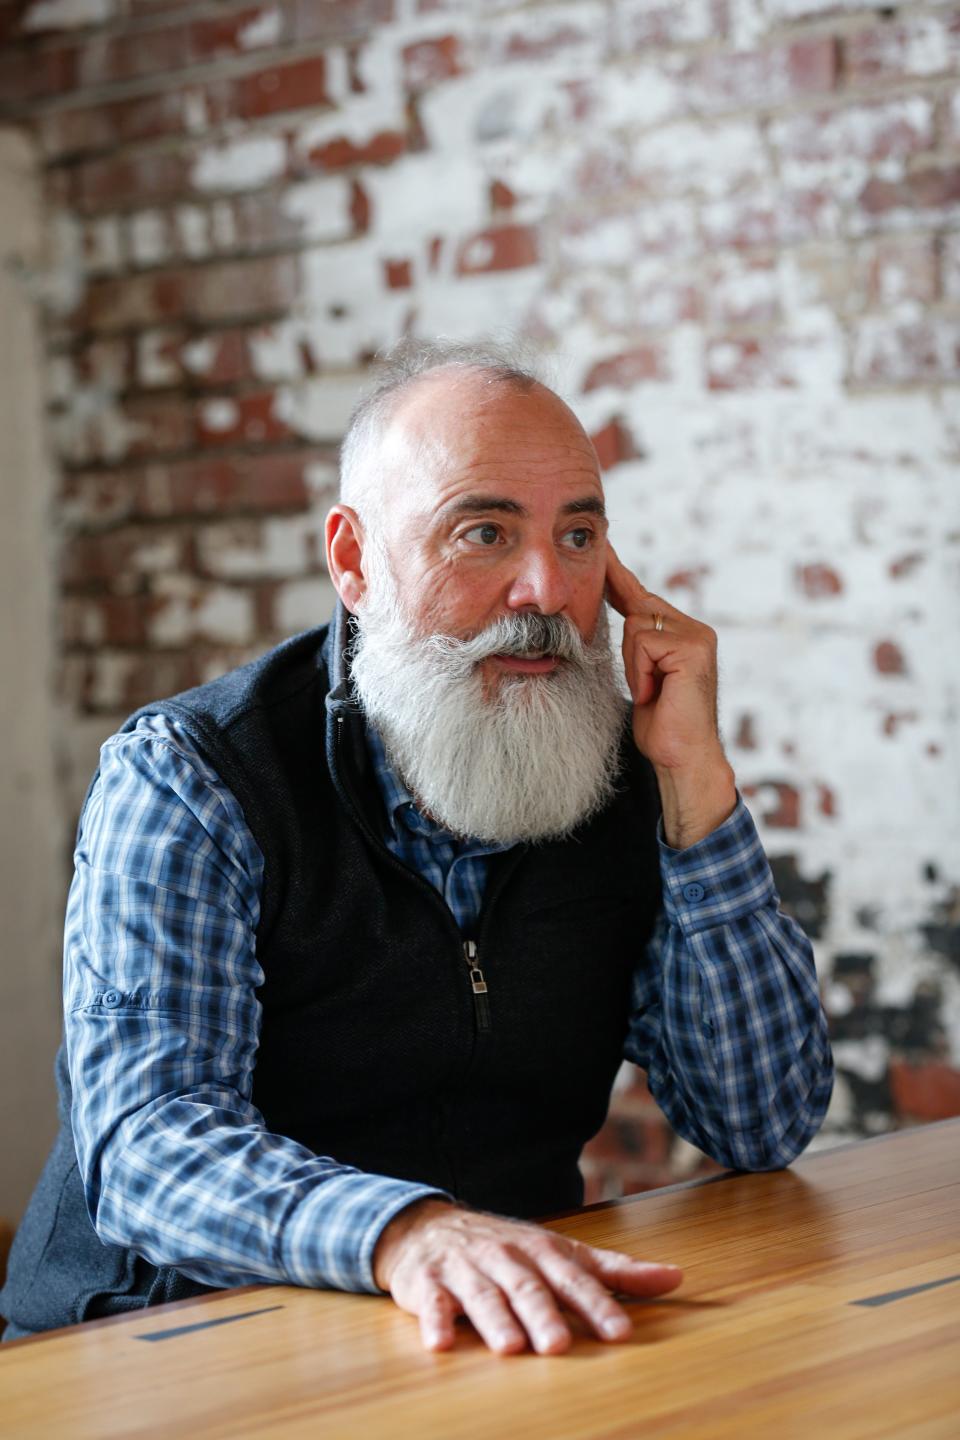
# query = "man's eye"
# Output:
<box><xmin>563</xmin><ymin>527</ymin><xmax>592</xmax><ymax>550</ymax></box>
<box><xmin>463</xmin><ymin>524</ymin><xmax>501</xmax><ymax>546</ymax></box>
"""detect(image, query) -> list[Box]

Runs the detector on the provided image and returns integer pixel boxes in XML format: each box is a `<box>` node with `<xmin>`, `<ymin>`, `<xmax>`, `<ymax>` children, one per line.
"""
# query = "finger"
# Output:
<box><xmin>536</xmin><ymin>1253</ymin><xmax>633</xmax><ymax>1343</ymax></box>
<box><xmin>417</xmin><ymin>1282</ymin><xmax>460</xmax><ymax>1352</ymax></box>
<box><xmin>486</xmin><ymin>1252</ymin><xmax>572</xmax><ymax>1355</ymax></box>
<box><xmin>445</xmin><ymin>1261</ymin><xmax>529</xmax><ymax>1355</ymax></box>
<box><xmin>580</xmin><ymin>1246</ymin><xmax>684</xmax><ymax>1298</ymax></box>
<box><xmin>621</xmin><ymin>616</ymin><xmax>661</xmax><ymax>706</ymax></box>
<box><xmin>604</xmin><ymin>542</ymin><xmax>649</xmax><ymax>619</ymax></box>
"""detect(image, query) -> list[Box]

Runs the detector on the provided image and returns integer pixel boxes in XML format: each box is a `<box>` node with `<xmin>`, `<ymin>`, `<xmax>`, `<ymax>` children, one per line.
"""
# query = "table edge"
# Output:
<box><xmin>4</xmin><ymin>1117</ymin><xmax>956</xmax><ymax>1351</ymax></box>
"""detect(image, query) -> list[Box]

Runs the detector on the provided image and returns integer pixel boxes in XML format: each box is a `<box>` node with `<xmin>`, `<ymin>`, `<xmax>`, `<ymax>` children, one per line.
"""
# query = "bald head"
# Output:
<box><xmin>338</xmin><ymin>340</ymin><xmax>548</xmax><ymax>532</ymax></box>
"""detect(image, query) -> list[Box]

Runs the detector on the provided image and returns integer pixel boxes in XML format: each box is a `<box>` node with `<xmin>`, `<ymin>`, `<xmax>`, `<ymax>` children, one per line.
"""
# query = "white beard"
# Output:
<box><xmin>349</xmin><ymin>565</ymin><xmax>628</xmax><ymax>845</ymax></box>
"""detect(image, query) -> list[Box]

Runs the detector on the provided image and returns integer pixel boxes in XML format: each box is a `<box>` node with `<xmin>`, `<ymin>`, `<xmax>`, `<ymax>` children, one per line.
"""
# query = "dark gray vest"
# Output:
<box><xmin>2</xmin><ymin>606</ymin><xmax>662</xmax><ymax>1336</ymax></box>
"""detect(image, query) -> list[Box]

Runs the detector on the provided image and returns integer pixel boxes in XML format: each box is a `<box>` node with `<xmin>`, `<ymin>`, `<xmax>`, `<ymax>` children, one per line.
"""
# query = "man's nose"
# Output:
<box><xmin>505</xmin><ymin>544</ymin><xmax>571</xmax><ymax>615</ymax></box>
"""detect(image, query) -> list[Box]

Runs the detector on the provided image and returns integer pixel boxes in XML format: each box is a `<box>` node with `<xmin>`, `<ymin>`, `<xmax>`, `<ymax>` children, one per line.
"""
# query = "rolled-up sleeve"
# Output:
<box><xmin>624</xmin><ymin>796</ymin><xmax>834</xmax><ymax>1171</ymax></box>
<box><xmin>65</xmin><ymin>716</ymin><xmax>447</xmax><ymax>1296</ymax></box>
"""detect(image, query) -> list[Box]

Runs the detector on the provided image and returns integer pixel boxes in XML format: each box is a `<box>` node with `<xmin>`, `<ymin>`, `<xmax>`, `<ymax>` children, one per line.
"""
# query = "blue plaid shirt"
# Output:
<box><xmin>64</xmin><ymin>714</ymin><xmax>832</xmax><ymax>1298</ymax></box>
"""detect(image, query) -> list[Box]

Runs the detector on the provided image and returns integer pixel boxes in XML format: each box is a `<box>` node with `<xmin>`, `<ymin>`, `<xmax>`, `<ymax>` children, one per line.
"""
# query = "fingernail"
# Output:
<box><xmin>602</xmin><ymin>1316</ymin><xmax>631</xmax><ymax>1339</ymax></box>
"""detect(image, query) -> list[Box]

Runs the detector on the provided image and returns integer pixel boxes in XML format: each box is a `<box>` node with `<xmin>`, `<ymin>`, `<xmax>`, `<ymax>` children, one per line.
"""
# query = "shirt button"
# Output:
<box><xmin>102</xmin><ymin>989</ymin><xmax>122</xmax><ymax>1008</ymax></box>
<box><xmin>682</xmin><ymin>882</ymin><xmax>705</xmax><ymax>903</ymax></box>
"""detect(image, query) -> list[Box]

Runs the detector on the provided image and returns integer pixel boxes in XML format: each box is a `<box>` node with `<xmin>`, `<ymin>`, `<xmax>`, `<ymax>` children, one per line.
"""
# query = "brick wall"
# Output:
<box><xmin>1</xmin><ymin>0</ymin><xmax>958</xmax><ymax>1199</ymax></box>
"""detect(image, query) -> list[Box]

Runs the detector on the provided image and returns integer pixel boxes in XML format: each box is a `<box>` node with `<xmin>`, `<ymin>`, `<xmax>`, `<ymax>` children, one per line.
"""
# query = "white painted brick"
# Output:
<box><xmin>275</xmin><ymin>576</ymin><xmax>339</xmax><ymax>632</ymax></box>
<box><xmin>197</xmin><ymin>514</ymin><xmax>327</xmax><ymax>580</ymax></box>
<box><xmin>192</xmin><ymin>136</ymin><xmax>287</xmax><ymax>194</ymax></box>
<box><xmin>149</xmin><ymin>578</ymin><xmax>255</xmax><ymax>646</ymax></box>
<box><xmin>23</xmin><ymin>0</ymin><xmax>115</xmax><ymax>29</ymax></box>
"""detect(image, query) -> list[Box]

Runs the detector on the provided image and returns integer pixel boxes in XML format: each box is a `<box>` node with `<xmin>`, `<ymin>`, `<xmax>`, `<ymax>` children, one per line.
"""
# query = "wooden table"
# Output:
<box><xmin>2</xmin><ymin>1122</ymin><xmax>958</xmax><ymax>1439</ymax></box>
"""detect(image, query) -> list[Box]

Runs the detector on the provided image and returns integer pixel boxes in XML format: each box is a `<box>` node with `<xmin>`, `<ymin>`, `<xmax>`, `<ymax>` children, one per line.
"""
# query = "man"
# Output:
<box><xmin>2</xmin><ymin>342</ymin><xmax>833</xmax><ymax>1353</ymax></box>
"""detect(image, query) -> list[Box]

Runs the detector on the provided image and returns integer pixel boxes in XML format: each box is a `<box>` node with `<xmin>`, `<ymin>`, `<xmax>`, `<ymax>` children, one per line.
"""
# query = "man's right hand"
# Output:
<box><xmin>372</xmin><ymin>1197</ymin><xmax>683</xmax><ymax>1354</ymax></box>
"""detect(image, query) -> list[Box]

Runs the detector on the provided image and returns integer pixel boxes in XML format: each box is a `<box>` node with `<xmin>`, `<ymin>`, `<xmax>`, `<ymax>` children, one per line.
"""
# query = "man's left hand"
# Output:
<box><xmin>605</xmin><ymin>543</ymin><xmax>736</xmax><ymax>849</ymax></box>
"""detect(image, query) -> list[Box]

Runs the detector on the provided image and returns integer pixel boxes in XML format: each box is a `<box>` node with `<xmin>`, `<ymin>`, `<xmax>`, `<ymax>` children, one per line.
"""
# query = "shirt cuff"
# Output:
<box><xmin>658</xmin><ymin>793</ymin><xmax>777</xmax><ymax>937</ymax></box>
<box><xmin>282</xmin><ymin>1171</ymin><xmax>452</xmax><ymax>1295</ymax></box>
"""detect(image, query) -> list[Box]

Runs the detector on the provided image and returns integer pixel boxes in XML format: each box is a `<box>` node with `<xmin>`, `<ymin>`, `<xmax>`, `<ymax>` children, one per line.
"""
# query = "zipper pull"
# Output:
<box><xmin>463</xmin><ymin>939</ymin><xmax>491</xmax><ymax>1033</ymax></box>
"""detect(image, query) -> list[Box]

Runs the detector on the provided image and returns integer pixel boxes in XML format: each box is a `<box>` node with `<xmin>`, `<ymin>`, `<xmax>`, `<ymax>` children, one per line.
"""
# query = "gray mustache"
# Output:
<box><xmin>427</xmin><ymin>612</ymin><xmax>586</xmax><ymax>666</ymax></box>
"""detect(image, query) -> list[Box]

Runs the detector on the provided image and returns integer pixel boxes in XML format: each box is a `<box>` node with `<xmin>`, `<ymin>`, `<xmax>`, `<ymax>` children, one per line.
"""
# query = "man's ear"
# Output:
<box><xmin>325</xmin><ymin>505</ymin><xmax>368</xmax><ymax>613</ymax></box>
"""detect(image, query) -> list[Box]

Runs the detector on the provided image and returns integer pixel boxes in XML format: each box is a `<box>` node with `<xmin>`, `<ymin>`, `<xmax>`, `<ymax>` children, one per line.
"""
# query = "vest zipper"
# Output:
<box><xmin>463</xmin><ymin>939</ymin><xmax>491</xmax><ymax>1033</ymax></box>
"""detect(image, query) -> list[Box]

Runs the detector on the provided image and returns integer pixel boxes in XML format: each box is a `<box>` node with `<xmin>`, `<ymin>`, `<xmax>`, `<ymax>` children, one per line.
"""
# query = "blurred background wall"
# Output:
<box><xmin>0</xmin><ymin>0</ymin><xmax>957</xmax><ymax>1217</ymax></box>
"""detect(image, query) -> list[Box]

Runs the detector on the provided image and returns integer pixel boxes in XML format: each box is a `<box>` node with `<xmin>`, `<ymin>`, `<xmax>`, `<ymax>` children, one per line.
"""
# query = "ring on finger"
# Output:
<box><xmin>653</xmin><ymin>612</ymin><xmax>664</xmax><ymax>632</ymax></box>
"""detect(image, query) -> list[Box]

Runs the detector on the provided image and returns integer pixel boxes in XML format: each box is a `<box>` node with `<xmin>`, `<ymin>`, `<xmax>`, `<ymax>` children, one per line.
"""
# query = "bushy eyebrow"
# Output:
<box><xmin>442</xmin><ymin>494</ymin><xmax>606</xmax><ymax>521</ymax></box>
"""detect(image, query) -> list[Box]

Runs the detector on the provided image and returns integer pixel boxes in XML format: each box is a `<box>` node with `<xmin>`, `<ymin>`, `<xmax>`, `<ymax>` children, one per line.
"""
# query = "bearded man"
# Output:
<box><xmin>2</xmin><ymin>342</ymin><xmax>833</xmax><ymax>1352</ymax></box>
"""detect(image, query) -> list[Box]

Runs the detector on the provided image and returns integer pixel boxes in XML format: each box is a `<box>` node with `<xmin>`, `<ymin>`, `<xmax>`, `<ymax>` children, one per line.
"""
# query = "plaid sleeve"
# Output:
<box><xmin>624</xmin><ymin>794</ymin><xmax>834</xmax><ymax>1171</ymax></box>
<box><xmin>65</xmin><ymin>715</ymin><xmax>447</xmax><ymax>1296</ymax></box>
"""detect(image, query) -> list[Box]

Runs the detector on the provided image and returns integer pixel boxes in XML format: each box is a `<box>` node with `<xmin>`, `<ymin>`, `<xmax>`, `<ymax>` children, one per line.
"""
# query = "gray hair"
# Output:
<box><xmin>338</xmin><ymin>337</ymin><xmax>542</xmax><ymax>528</ymax></box>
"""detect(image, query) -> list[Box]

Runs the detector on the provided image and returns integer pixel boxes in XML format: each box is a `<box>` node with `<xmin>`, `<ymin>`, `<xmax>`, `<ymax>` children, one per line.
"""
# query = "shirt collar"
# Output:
<box><xmin>365</xmin><ymin>722</ymin><xmax>510</xmax><ymax>853</ymax></box>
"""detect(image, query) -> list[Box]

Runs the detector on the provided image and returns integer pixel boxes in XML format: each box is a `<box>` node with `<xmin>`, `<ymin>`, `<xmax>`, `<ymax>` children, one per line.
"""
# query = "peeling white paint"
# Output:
<box><xmin>192</xmin><ymin>135</ymin><xmax>287</xmax><ymax>193</ymax></box>
<box><xmin>280</xmin><ymin>177</ymin><xmax>354</xmax><ymax>243</ymax></box>
<box><xmin>274</xmin><ymin>376</ymin><xmax>364</xmax><ymax>440</ymax></box>
<box><xmin>200</xmin><ymin>398</ymin><xmax>240</xmax><ymax>432</ymax></box>
<box><xmin>181</xmin><ymin>336</ymin><xmax>217</xmax><ymax>375</ymax></box>
<box><xmin>137</xmin><ymin>331</ymin><xmax>179</xmax><ymax>388</ymax></box>
<box><xmin>149</xmin><ymin>578</ymin><xmax>254</xmax><ymax>646</ymax></box>
<box><xmin>127</xmin><ymin>210</ymin><xmax>167</xmax><ymax>268</ymax></box>
<box><xmin>23</xmin><ymin>0</ymin><xmax>114</xmax><ymax>30</ymax></box>
<box><xmin>237</xmin><ymin>6</ymin><xmax>282</xmax><ymax>50</ymax></box>
<box><xmin>274</xmin><ymin>576</ymin><xmax>339</xmax><ymax>632</ymax></box>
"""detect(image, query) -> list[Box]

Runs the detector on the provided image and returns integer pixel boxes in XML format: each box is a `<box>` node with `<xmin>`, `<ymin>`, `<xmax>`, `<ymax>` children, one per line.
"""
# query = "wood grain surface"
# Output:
<box><xmin>2</xmin><ymin>1122</ymin><xmax>958</xmax><ymax>1440</ymax></box>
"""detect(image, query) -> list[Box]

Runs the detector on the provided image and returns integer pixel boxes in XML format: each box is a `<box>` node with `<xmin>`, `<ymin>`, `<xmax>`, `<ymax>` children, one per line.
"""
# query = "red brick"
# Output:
<box><xmin>456</xmin><ymin>224</ymin><xmax>540</xmax><ymax>275</ymax></box>
<box><xmin>0</xmin><ymin>40</ymin><xmax>79</xmax><ymax>106</ymax></box>
<box><xmin>582</xmin><ymin>346</ymin><xmax>668</xmax><ymax>392</ymax></box>
<box><xmin>132</xmin><ymin>452</ymin><xmax>323</xmax><ymax>518</ymax></box>
<box><xmin>293</xmin><ymin>0</ymin><xmax>394</xmax><ymax>43</ymax></box>
<box><xmin>302</xmin><ymin>129</ymin><xmax>406</xmax><ymax>172</ymax></box>
<box><xmin>889</xmin><ymin>1061</ymin><xmax>960</xmax><ymax>1122</ymax></box>
<box><xmin>665</xmin><ymin>565</ymin><xmax>710</xmax><ymax>594</ymax></box>
<box><xmin>943</xmin><ymin>233</ymin><xmax>960</xmax><ymax>302</ymax></box>
<box><xmin>402</xmin><ymin>34</ymin><xmax>463</xmax><ymax>89</ymax></box>
<box><xmin>706</xmin><ymin>337</ymin><xmax>795</xmax><ymax>391</ymax></box>
<box><xmin>683</xmin><ymin>38</ymin><xmax>837</xmax><ymax>115</ymax></box>
<box><xmin>874</xmin><ymin>640</ymin><xmax>906</xmax><ymax>675</ymax></box>
<box><xmin>195</xmin><ymin>390</ymin><xmax>292</xmax><ymax>447</ymax></box>
<box><xmin>121</xmin><ymin>394</ymin><xmax>195</xmax><ymax>458</ymax></box>
<box><xmin>590</xmin><ymin>417</ymin><xmax>641</xmax><ymax>470</ymax></box>
<box><xmin>350</xmin><ymin>178</ymin><xmax>370</xmax><ymax>233</ymax></box>
<box><xmin>734</xmin><ymin>714</ymin><xmax>758</xmax><ymax>751</ymax></box>
<box><xmin>76</xmin><ymin>23</ymin><xmax>190</xmax><ymax>89</ymax></box>
<box><xmin>61</xmin><ymin>525</ymin><xmax>190</xmax><ymax>588</ymax></box>
<box><xmin>233</xmin><ymin>55</ymin><xmax>329</xmax><ymax>120</ymax></box>
<box><xmin>60</xmin><ymin>472</ymin><xmax>136</xmax><ymax>531</ymax></box>
<box><xmin>383</xmin><ymin>258</ymin><xmax>412</xmax><ymax>289</ymax></box>
<box><xmin>857</xmin><ymin>166</ymin><xmax>960</xmax><ymax>225</ymax></box>
<box><xmin>845</xmin><ymin>11</ymin><xmax>960</xmax><ymax>86</ymax></box>
<box><xmin>796</xmin><ymin>563</ymin><xmax>843</xmax><ymax>598</ymax></box>
<box><xmin>489</xmin><ymin>179</ymin><xmax>516</xmax><ymax>212</ymax></box>
<box><xmin>741</xmin><ymin>781</ymin><xmax>800</xmax><ymax>828</ymax></box>
<box><xmin>861</xmin><ymin>237</ymin><xmax>938</xmax><ymax>308</ymax></box>
<box><xmin>71</xmin><ymin>150</ymin><xmax>191</xmax><ymax>216</ymax></box>
<box><xmin>852</xmin><ymin>317</ymin><xmax>960</xmax><ymax>385</ymax></box>
<box><xmin>189</xmin><ymin>6</ymin><xmax>290</xmax><ymax>62</ymax></box>
<box><xmin>40</xmin><ymin>81</ymin><xmax>236</xmax><ymax>161</ymax></box>
<box><xmin>74</xmin><ymin>256</ymin><xmax>300</xmax><ymax>334</ymax></box>
<box><xmin>611</xmin><ymin>0</ymin><xmax>723</xmax><ymax>50</ymax></box>
<box><xmin>772</xmin><ymin>97</ymin><xmax>934</xmax><ymax>167</ymax></box>
<box><xmin>62</xmin><ymin>593</ymin><xmax>153</xmax><ymax>648</ymax></box>
<box><xmin>481</xmin><ymin>11</ymin><xmax>600</xmax><ymax>65</ymax></box>
<box><xmin>62</xmin><ymin>649</ymin><xmax>216</xmax><ymax>715</ymax></box>
<box><xmin>702</xmin><ymin>184</ymin><xmax>838</xmax><ymax>251</ymax></box>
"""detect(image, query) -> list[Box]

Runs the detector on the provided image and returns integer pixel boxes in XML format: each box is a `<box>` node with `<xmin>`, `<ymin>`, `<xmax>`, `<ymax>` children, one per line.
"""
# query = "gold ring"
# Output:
<box><xmin>653</xmin><ymin>612</ymin><xmax>664</xmax><ymax>632</ymax></box>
